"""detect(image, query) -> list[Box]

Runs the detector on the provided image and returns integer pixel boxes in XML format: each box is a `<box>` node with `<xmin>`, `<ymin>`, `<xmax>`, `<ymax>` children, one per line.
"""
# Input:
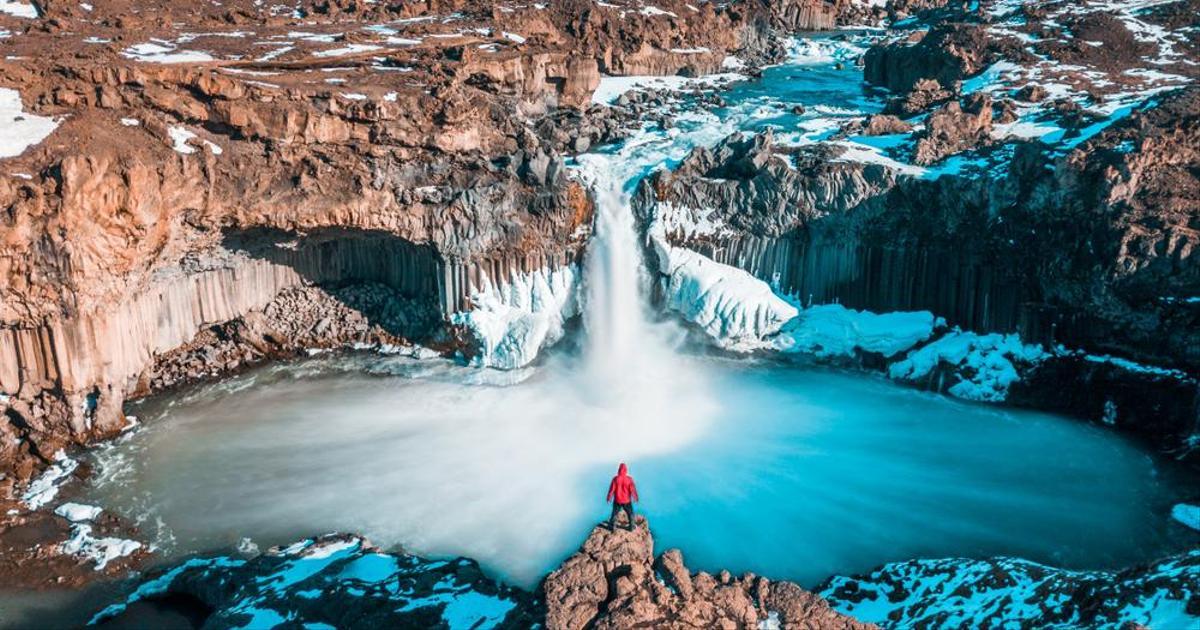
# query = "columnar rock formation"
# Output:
<box><xmin>632</xmin><ymin>0</ymin><xmax>1200</xmax><ymax>453</ymax></box>
<box><xmin>0</xmin><ymin>0</ymin><xmax>875</xmax><ymax>487</ymax></box>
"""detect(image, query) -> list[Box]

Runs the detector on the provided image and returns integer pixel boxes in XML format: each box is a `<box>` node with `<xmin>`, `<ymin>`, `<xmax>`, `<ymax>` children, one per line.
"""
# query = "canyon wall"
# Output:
<box><xmin>0</xmin><ymin>0</ymin><xmax>877</xmax><ymax>487</ymax></box>
<box><xmin>633</xmin><ymin>88</ymin><xmax>1200</xmax><ymax>453</ymax></box>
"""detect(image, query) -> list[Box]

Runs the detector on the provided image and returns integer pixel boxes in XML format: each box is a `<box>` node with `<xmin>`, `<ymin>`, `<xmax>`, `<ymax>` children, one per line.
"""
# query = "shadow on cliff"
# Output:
<box><xmin>219</xmin><ymin>227</ymin><xmax>446</xmax><ymax>342</ymax></box>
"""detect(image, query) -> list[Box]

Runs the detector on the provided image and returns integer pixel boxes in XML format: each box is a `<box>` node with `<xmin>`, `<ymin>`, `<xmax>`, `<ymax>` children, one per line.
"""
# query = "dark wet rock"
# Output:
<box><xmin>818</xmin><ymin>550</ymin><xmax>1200</xmax><ymax>629</ymax></box>
<box><xmin>90</xmin><ymin>521</ymin><xmax>869</xmax><ymax>630</ymax></box>
<box><xmin>92</xmin><ymin>534</ymin><xmax>541</xmax><ymax>629</ymax></box>
<box><xmin>912</xmin><ymin>93</ymin><xmax>994</xmax><ymax>165</ymax></box>
<box><xmin>883</xmin><ymin>78</ymin><xmax>955</xmax><ymax>117</ymax></box>
<box><xmin>863</xmin><ymin>24</ymin><xmax>1018</xmax><ymax>94</ymax></box>
<box><xmin>634</xmin><ymin>131</ymin><xmax>899</xmax><ymax>239</ymax></box>
<box><xmin>1015</xmin><ymin>84</ymin><xmax>1047</xmax><ymax>103</ymax></box>
<box><xmin>541</xmin><ymin>516</ymin><xmax>872</xmax><ymax>629</ymax></box>
<box><xmin>862</xmin><ymin>114</ymin><xmax>914</xmax><ymax>136</ymax></box>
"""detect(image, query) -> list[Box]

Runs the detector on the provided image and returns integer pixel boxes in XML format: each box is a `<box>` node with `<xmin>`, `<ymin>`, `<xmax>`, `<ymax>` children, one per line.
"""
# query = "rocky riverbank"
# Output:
<box><xmin>55</xmin><ymin>515</ymin><xmax>1200</xmax><ymax>629</ymax></box>
<box><xmin>85</xmin><ymin>517</ymin><xmax>872</xmax><ymax>629</ymax></box>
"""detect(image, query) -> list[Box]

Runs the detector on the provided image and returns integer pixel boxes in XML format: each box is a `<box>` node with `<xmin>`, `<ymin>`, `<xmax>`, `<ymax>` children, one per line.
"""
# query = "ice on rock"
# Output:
<box><xmin>452</xmin><ymin>265</ymin><xmax>580</xmax><ymax>369</ymax></box>
<box><xmin>772</xmin><ymin>304</ymin><xmax>940</xmax><ymax>358</ymax></box>
<box><xmin>653</xmin><ymin>237</ymin><xmax>798</xmax><ymax>348</ymax></box>
<box><xmin>54</xmin><ymin>502</ymin><xmax>103</xmax><ymax>522</ymax></box>
<box><xmin>59</xmin><ymin>524</ymin><xmax>142</xmax><ymax>570</ymax></box>
<box><xmin>1171</xmin><ymin>504</ymin><xmax>1200</xmax><ymax>532</ymax></box>
<box><xmin>22</xmin><ymin>450</ymin><xmax>79</xmax><ymax>510</ymax></box>
<box><xmin>888</xmin><ymin>330</ymin><xmax>1047</xmax><ymax>402</ymax></box>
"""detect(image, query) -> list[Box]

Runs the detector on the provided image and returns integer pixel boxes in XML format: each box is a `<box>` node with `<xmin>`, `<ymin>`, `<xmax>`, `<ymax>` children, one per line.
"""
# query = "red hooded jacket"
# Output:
<box><xmin>606</xmin><ymin>463</ymin><xmax>639</xmax><ymax>504</ymax></box>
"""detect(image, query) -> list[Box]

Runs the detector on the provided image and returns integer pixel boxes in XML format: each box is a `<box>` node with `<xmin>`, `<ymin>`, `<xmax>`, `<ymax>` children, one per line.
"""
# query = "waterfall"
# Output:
<box><xmin>581</xmin><ymin>172</ymin><xmax>651</xmax><ymax>388</ymax></box>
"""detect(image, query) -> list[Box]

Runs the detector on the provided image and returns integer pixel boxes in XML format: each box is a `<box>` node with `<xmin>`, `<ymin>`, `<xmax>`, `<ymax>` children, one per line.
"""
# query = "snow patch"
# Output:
<box><xmin>639</xmin><ymin>6</ymin><xmax>677</xmax><ymax>17</ymax></box>
<box><xmin>0</xmin><ymin>88</ymin><xmax>59</xmax><ymax>159</ymax></box>
<box><xmin>452</xmin><ymin>265</ymin><xmax>580</xmax><ymax>369</ymax></box>
<box><xmin>888</xmin><ymin>330</ymin><xmax>1046</xmax><ymax>402</ymax></box>
<box><xmin>0</xmin><ymin>0</ymin><xmax>37</xmax><ymax>18</ymax></box>
<box><xmin>54</xmin><ymin>502</ymin><xmax>103</xmax><ymax>522</ymax></box>
<box><xmin>122</xmin><ymin>42</ymin><xmax>215</xmax><ymax>64</ymax></box>
<box><xmin>591</xmin><ymin>72</ymin><xmax>744</xmax><ymax>105</ymax></box>
<box><xmin>1171</xmin><ymin>504</ymin><xmax>1200</xmax><ymax>531</ymax></box>
<box><xmin>772</xmin><ymin>304</ymin><xmax>940</xmax><ymax>359</ymax></box>
<box><xmin>60</xmin><ymin>524</ymin><xmax>142</xmax><ymax>570</ymax></box>
<box><xmin>22</xmin><ymin>450</ymin><xmax>78</xmax><ymax>510</ymax></box>
<box><xmin>313</xmin><ymin>43</ymin><xmax>382</xmax><ymax>57</ymax></box>
<box><xmin>168</xmin><ymin>126</ymin><xmax>223</xmax><ymax>155</ymax></box>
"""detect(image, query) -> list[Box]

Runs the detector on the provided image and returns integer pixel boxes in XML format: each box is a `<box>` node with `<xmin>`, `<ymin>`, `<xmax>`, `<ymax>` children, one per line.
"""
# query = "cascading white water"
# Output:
<box><xmin>581</xmin><ymin>172</ymin><xmax>655</xmax><ymax>390</ymax></box>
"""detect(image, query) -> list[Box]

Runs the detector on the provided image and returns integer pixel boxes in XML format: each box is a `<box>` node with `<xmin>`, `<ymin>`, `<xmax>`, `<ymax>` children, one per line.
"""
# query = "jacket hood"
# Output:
<box><xmin>617</xmin><ymin>463</ymin><xmax>627</xmax><ymax>476</ymax></box>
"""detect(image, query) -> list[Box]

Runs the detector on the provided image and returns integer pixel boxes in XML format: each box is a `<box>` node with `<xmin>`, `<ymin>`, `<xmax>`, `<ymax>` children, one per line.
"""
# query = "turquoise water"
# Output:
<box><xmin>79</xmin><ymin>353</ymin><xmax>1196</xmax><ymax>589</ymax></box>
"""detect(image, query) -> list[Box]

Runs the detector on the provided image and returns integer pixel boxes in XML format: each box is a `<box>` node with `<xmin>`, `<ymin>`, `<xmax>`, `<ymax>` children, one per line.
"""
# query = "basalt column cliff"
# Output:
<box><xmin>0</xmin><ymin>0</ymin><xmax>872</xmax><ymax>489</ymax></box>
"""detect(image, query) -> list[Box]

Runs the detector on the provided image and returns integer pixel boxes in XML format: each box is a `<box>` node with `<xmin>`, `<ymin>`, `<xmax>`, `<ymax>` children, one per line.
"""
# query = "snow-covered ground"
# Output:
<box><xmin>820</xmin><ymin>550</ymin><xmax>1200</xmax><ymax>629</ymax></box>
<box><xmin>90</xmin><ymin>534</ymin><xmax>527</xmax><ymax>627</ymax></box>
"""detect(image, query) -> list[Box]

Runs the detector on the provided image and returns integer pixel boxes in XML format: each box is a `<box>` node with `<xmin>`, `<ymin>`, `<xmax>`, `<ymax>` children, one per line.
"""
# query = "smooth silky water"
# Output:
<box><xmin>78</xmin><ymin>352</ymin><xmax>1195</xmax><ymax>590</ymax></box>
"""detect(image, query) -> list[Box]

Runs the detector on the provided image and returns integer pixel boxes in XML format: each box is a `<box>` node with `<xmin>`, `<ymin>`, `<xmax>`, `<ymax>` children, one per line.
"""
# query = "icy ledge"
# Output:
<box><xmin>642</xmin><ymin>239</ymin><xmax>1112</xmax><ymax>405</ymax></box>
<box><xmin>648</xmin><ymin>229</ymin><xmax>798</xmax><ymax>348</ymax></box>
<box><xmin>452</xmin><ymin>265</ymin><xmax>580</xmax><ymax>369</ymax></box>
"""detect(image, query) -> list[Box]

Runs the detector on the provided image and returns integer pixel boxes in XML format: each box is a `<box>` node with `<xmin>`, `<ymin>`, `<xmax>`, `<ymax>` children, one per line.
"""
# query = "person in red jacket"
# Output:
<box><xmin>606</xmin><ymin>462</ymin><xmax>639</xmax><ymax>531</ymax></box>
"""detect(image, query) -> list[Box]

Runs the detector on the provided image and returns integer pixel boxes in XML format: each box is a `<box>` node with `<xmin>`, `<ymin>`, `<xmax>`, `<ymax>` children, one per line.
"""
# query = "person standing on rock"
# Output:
<box><xmin>606</xmin><ymin>463</ymin><xmax>639</xmax><ymax>531</ymax></box>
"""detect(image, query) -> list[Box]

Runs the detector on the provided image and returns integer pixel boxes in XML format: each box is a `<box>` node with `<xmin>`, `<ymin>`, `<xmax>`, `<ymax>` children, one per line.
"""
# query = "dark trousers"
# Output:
<box><xmin>608</xmin><ymin>502</ymin><xmax>634</xmax><ymax>531</ymax></box>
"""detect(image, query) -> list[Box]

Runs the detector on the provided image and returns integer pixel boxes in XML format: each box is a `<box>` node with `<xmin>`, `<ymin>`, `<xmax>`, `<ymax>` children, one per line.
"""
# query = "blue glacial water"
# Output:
<box><xmin>79</xmin><ymin>353</ymin><xmax>1197</xmax><ymax>589</ymax></box>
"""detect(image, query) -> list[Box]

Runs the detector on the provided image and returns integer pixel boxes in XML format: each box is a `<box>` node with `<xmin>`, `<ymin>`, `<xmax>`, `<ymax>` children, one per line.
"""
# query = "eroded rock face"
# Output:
<box><xmin>911</xmin><ymin>93</ymin><xmax>993</xmax><ymax>165</ymax></box>
<box><xmin>541</xmin><ymin>517</ymin><xmax>873</xmax><ymax>629</ymax></box>
<box><xmin>633</xmin><ymin>77</ymin><xmax>1200</xmax><ymax>454</ymax></box>
<box><xmin>0</xmin><ymin>0</ymin><xmax>876</xmax><ymax>486</ymax></box>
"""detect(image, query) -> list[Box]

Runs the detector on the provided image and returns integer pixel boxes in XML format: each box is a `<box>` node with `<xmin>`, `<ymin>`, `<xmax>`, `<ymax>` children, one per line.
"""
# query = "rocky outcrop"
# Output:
<box><xmin>90</xmin><ymin>534</ymin><xmax>542</xmax><ymax>629</ymax></box>
<box><xmin>0</xmin><ymin>0</ymin><xmax>892</xmax><ymax>489</ymax></box>
<box><xmin>544</xmin><ymin>517</ymin><xmax>872</xmax><ymax>629</ymax></box>
<box><xmin>818</xmin><ymin>550</ymin><xmax>1200</xmax><ymax>629</ymax></box>
<box><xmin>88</xmin><ymin>519</ymin><xmax>871</xmax><ymax>629</ymax></box>
<box><xmin>863</xmin><ymin>24</ymin><xmax>1014</xmax><ymax>93</ymax></box>
<box><xmin>911</xmin><ymin>93</ymin><xmax>993</xmax><ymax>165</ymax></box>
<box><xmin>632</xmin><ymin>75</ymin><xmax>1200</xmax><ymax>455</ymax></box>
<box><xmin>0</xmin><ymin>0</ymin><xmax>881</xmax><ymax>486</ymax></box>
